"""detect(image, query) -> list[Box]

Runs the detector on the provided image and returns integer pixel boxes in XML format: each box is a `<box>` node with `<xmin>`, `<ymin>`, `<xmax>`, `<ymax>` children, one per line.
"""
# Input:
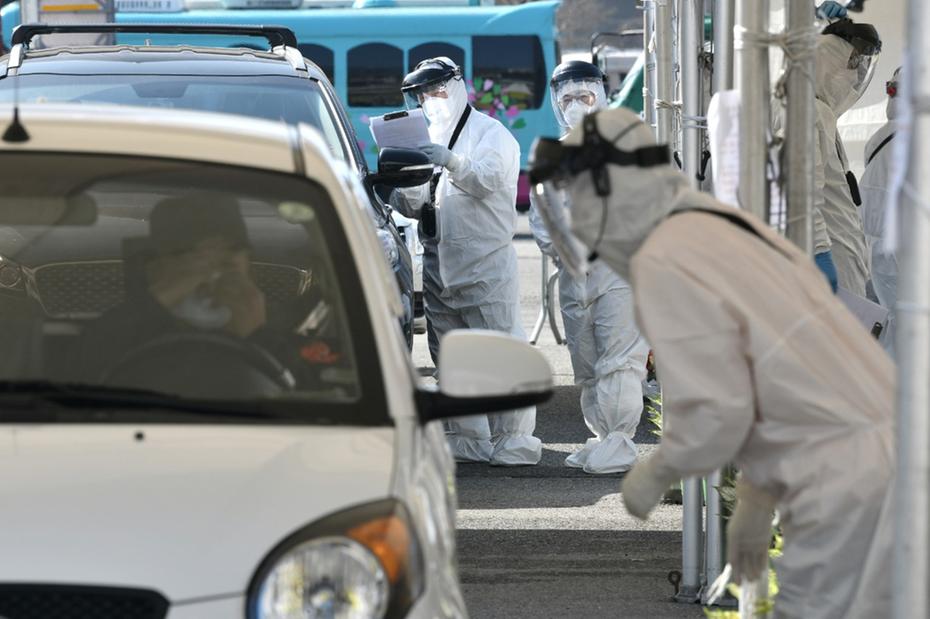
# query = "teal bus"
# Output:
<box><xmin>1</xmin><ymin>0</ymin><xmax>561</xmax><ymax>206</ymax></box>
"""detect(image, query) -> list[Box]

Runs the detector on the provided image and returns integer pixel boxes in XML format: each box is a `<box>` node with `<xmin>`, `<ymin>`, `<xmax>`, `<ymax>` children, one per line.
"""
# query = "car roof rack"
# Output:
<box><xmin>10</xmin><ymin>23</ymin><xmax>299</xmax><ymax>49</ymax></box>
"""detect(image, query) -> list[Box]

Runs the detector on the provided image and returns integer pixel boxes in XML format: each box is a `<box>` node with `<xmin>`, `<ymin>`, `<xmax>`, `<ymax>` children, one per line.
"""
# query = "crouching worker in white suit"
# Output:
<box><xmin>529</xmin><ymin>60</ymin><xmax>648</xmax><ymax>474</ymax></box>
<box><xmin>528</xmin><ymin>107</ymin><xmax>894</xmax><ymax>619</ymax></box>
<box><xmin>392</xmin><ymin>57</ymin><xmax>542</xmax><ymax>466</ymax></box>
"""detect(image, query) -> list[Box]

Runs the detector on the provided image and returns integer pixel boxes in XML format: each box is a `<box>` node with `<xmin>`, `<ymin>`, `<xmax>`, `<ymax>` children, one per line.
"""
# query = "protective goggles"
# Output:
<box><xmin>528</xmin><ymin>115</ymin><xmax>671</xmax><ymax>197</ymax></box>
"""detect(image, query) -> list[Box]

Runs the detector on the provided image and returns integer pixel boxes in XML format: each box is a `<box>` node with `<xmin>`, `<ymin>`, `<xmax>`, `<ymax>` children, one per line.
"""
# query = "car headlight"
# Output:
<box><xmin>248</xmin><ymin>499</ymin><xmax>424</xmax><ymax>619</ymax></box>
<box><xmin>254</xmin><ymin>538</ymin><xmax>388</xmax><ymax>618</ymax></box>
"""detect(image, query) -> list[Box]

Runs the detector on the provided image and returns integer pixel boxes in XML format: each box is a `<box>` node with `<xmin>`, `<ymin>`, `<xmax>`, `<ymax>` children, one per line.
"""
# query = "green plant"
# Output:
<box><xmin>644</xmin><ymin>387</ymin><xmax>662</xmax><ymax>437</ymax></box>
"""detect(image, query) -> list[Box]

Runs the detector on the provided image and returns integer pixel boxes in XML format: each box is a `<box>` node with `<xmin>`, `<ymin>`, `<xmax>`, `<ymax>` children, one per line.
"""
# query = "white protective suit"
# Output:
<box><xmin>392</xmin><ymin>68</ymin><xmax>542</xmax><ymax>466</ymax></box>
<box><xmin>861</xmin><ymin>92</ymin><xmax>898</xmax><ymax>357</ymax></box>
<box><xmin>528</xmin><ymin>78</ymin><xmax>648</xmax><ymax>473</ymax></box>
<box><xmin>813</xmin><ymin>34</ymin><xmax>872</xmax><ymax>295</ymax></box>
<box><xmin>561</xmin><ymin>108</ymin><xmax>894</xmax><ymax>618</ymax></box>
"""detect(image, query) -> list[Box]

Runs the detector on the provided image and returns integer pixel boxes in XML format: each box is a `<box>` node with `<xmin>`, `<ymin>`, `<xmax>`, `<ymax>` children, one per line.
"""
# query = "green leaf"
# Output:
<box><xmin>479</xmin><ymin>93</ymin><xmax>494</xmax><ymax>105</ymax></box>
<box><xmin>501</xmin><ymin>95</ymin><xmax>511</xmax><ymax>106</ymax></box>
<box><xmin>493</xmin><ymin>84</ymin><xmax>501</xmax><ymax>95</ymax></box>
<box><xmin>511</xmin><ymin>118</ymin><xmax>526</xmax><ymax>130</ymax></box>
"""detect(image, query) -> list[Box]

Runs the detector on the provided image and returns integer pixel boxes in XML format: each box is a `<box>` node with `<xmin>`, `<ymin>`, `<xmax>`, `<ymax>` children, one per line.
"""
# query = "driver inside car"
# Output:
<box><xmin>77</xmin><ymin>194</ymin><xmax>273</xmax><ymax>387</ymax></box>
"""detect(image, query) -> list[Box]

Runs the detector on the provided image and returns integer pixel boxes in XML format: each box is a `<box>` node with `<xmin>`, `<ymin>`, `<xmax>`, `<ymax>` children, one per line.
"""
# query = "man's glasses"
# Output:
<box><xmin>560</xmin><ymin>91</ymin><xmax>596</xmax><ymax>108</ymax></box>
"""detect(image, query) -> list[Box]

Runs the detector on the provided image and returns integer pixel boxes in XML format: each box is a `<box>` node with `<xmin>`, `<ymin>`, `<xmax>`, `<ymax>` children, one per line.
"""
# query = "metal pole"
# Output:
<box><xmin>680</xmin><ymin>0</ymin><xmax>704</xmax><ymax>190</ymax></box>
<box><xmin>677</xmin><ymin>478</ymin><xmax>704</xmax><ymax>602</ymax></box>
<box><xmin>713</xmin><ymin>0</ymin><xmax>735</xmax><ymax>92</ymax></box>
<box><xmin>735</xmin><ymin>0</ymin><xmax>770</xmax><ymax>221</ymax></box>
<box><xmin>654</xmin><ymin>0</ymin><xmax>676</xmax><ymax>145</ymax></box>
<box><xmin>643</xmin><ymin>1</ymin><xmax>658</xmax><ymax>128</ymax></box>
<box><xmin>529</xmin><ymin>255</ymin><xmax>550</xmax><ymax>345</ymax></box>
<box><xmin>893</xmin><ymin>0</ymin><xmax>930</xmax><ymax>614</ymax></box>
<box><xmin>704</xmin><ymin>6</ymin><xmax>735</xmax><ymax>601</ymax></box>
<box><xmin>675</xmin><ymin>0</ymin><xmax>705</xmax><ymax>604</ymax></box>
<box><xmin>782</xmin><ymin>0</ymin><xmax>815</xmax><ymax>254</ymax></box>
<box><xmin>702</xmin><ymin>470</ymin><xmax>724</xmax><ymax>605</ymax></box>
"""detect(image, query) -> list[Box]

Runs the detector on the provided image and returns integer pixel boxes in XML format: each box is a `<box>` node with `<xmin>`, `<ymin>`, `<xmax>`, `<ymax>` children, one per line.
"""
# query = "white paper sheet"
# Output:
<box><xmin>369</xmin><ymin>109</ymin><xmax>432</xmax><ymax>151</ymax></box>
<box><xmin>837</xmin><ymin>287</ymin><xmax>890</xmax><ymax>336</ymax></box>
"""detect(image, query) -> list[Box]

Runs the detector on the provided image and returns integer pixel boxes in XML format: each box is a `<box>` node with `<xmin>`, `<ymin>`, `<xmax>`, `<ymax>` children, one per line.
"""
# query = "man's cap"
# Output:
<box><xmin>148</xmin><ymin>193</ymin><xmax>250</xmax><ymax>254</ymax></box>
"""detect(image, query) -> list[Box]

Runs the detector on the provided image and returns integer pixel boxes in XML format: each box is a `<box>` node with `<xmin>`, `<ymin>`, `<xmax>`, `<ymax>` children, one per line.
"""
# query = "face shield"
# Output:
<box><xmin>402</xmin><ymin>78</ymin><xmax>450</xmax><ymax>112</ymax></box>
<box><xmin>818</xmin><ymin>19</ymin><xmax>882</xmax><ymax>114</ymax></box>
<box><xmin>845</xmin><ymin>47</ymin><xmax>879</xmax><ymax>105</ymax></box>
<box><xmin>401</xmin><ymin>57</ymin><xmax>466</xmax><ymax>135</ymax></box>
<box><xmin>551</xmin><ymin>78</ymin><xmax>608</xmax><ymax>132</ymax></box>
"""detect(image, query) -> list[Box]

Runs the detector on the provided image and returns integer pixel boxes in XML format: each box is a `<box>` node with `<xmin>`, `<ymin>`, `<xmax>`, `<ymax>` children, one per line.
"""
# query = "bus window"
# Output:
<box><xmin>473</xmin><ymin>35</ymin><xmax>546</xmax><ymax>110</ymax></box>
<box><xmin>299</xmin><ymin>43</ymin><xmax>335</xmax><ymax>84</ymax></box>
<box><xmin>408</xmin><ymin>42</ymin><xmax>465</xmax><ymax>72</ymax></box>
<box><xmin>348</xmin><ymin>43</ymin><xmax>404</xmax><ymax>108</ymax></box>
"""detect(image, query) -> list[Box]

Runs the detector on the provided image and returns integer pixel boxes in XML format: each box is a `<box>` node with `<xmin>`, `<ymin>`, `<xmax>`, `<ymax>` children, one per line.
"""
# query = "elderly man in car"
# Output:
<box><xmin>77</xmin><ymin>194</ymin><xmax>269</xmax><ymax>383</ymax></box>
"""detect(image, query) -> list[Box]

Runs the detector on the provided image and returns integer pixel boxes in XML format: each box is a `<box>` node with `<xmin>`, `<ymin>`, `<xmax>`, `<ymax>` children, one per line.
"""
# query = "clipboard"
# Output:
<box><xmin>369</xmin><ymin>108</ymin><xmax>432</xmax><ymax>151</ymax></box>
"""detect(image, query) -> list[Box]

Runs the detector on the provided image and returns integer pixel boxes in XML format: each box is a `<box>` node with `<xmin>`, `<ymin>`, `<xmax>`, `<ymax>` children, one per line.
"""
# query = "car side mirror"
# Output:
<box><xmin>417</xmin><ymin>330</ymin><xmax>553</xmax><ymax>423</ymax></box>
<box><xmin>368</xmin><ymin>147</ymin><xmax>434</xmax><ymax>188</ymax></box>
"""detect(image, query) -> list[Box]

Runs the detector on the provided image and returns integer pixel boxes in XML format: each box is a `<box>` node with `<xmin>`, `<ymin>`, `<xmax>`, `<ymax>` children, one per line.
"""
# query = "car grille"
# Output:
<box><xmin>32</xmin><ymin>261</ymin><xmax>126</xmax><ymax>318</ymax></box>
<box><xmin>29</xmin><ymin>261</ymin><xmax>308</xmax><ymax>318</ymax></box>
<box><xmin>0</xmin><ymin>585</ymin><xmax>169</xmax><ymax>619</ymax></box>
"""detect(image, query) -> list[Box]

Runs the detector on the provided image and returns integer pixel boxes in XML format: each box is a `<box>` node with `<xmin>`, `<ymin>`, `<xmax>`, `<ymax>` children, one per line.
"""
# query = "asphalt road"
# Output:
<box><xmin>411</xmin><ymin>216</ymin><xmax>705</xmax><ymax>619</ymax></box>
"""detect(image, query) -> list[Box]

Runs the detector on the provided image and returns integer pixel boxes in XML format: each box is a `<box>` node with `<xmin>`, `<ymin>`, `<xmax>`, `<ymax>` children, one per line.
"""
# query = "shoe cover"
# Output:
<box><xmin>444</xmin><ymin>417</ymin><xmax>492</xmax><ymax>463</ymax></box>
<box><xmin>446</xmin><ymin>434</ymin><xmax>492</xmax><ymax>463</ymax></box>
<box><xmin>564</xmin><ymin>438</ymin><xmax>599</xmax><ymax>468</ymax></box>
<box><xmin>582</xmin><ymin>432</ymin><xmax>637</xmax><ymax>474</ymax></box>
<box><xmin>489</xmin><ymin>433</ymin><xmax>542</xmax><ymax>466</ymax></box>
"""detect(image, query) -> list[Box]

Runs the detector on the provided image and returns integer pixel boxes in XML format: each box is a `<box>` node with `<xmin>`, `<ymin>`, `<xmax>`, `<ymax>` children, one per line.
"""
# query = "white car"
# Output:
<box><xmin>0</xmin><ymin>103</ymin><xmax>552</xmax><ymax>618</ymax></box>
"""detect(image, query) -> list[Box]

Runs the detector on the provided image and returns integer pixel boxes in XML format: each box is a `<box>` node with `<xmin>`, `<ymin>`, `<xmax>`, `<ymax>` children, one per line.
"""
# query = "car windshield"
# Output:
<box><xmin>0</xmin><ymin>152</ymin><xmax>388</xmax><ymax>424</ymax></box>
<box><xmin>0</xmin><ymin>74</ymin><xmax>349</xmax><ymax>163</ymax></box>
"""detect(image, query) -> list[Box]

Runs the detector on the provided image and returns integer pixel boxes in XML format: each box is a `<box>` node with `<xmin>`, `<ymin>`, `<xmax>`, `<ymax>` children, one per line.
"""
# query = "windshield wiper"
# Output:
<box><xmin>0</xmin><ymin>381</ymin><xmax>298</xmax><ymax>421</ymax></box>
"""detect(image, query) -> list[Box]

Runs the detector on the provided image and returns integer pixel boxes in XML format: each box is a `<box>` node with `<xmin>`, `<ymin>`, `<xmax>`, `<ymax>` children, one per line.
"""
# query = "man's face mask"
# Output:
<box><xmin>422</xmin><ymin>94</ymin><xmax>455</xmax><ymax>126</ymax></box>
<box><xmin>561</xmin><ymin>91</ymin><xmax>597</xmax><ymax>128</ymax></box>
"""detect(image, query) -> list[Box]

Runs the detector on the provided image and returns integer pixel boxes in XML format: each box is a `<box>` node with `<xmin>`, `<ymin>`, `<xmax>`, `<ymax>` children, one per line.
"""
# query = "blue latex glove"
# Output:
<box><xmin>421</xmin><ymin>143</ymin><xmax>455</xmax><ymax>168</ymax></box>
<box><xmin>815</xmin><ymin>250</ymin><xmax>839</xmax><ymax>293</ymax></box>
<box><xmin>817</xmin><ymin>1</ymin><xmax>847</xmax><ymax>18</ymax></box>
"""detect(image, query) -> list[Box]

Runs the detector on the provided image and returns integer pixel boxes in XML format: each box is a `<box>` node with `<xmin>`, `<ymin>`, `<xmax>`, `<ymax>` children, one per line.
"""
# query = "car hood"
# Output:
<box><xmin>0</xmin><ymin>424</ymin><xmax>395</xmax><ymax>602</ymax></box>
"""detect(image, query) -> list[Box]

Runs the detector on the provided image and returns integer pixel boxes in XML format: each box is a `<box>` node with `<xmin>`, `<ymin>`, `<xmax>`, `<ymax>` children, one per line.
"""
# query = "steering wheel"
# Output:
<box><xmin>101</xmin><ymin>331</ymin><xmax>296</xmax><ymax>400</ymax></box>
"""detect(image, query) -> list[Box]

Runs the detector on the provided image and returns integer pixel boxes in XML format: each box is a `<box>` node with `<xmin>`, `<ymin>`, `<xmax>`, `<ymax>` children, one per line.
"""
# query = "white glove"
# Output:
<box><xmin>421</xmin><ymin>143</ymin><xmax>462</xmax><ymax>171</ymax></box>
<box><xmin>726</xmin><ymin>480</ymin><xmax>776</xmax><ymax>582</ymax></box>
<box><xmin>621</xmin><ymin>454</ymin><xmax>678</xmax><ymax>520</ymax></box>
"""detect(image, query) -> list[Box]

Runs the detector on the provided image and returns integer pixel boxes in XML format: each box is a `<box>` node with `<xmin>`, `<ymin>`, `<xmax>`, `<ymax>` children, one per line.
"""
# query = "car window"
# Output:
<box><xmin>347</xmin><ymin>43</ymin><xmax>404</xmax><ymax>108</ymax></box>
<box><xmin>408</xmin><ymin>42</ymin><xmax>465</xmax><ymax>73</ymax></box>
<box><xmin>0</xmin><ymin>152</ymin><xmax>389</xmax><ymax>424</ymax></box>
<box><xmin>472</xmin><ymin>35</ymin><xmax>546</xmax><ymax>109</ymax></box>
<box><xmin>298</xmin><ymin>43</ymin><xmax>335</xmax><ymax>84</ymax></box>
<box><xmin>0</xmin><ymin>74</ymin><xmax>350</xmax><ymax>163</ymax></box>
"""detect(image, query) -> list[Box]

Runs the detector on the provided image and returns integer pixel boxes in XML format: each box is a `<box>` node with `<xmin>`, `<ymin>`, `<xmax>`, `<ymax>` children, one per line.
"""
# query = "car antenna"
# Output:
<box><xmin>2</xmin><ymin>51</ymin><xmax>30</xmax><ymax>143</ymax></box>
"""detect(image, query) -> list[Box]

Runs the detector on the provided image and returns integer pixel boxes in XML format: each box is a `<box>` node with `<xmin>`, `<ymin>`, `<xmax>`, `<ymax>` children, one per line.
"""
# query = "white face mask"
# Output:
<box><xmin>422</xmin><ymin>97</ymin><xmax>455</xmax><ymax>128</ymax></box>
<box><xmin>563</xmin><ymin>101</ymin><xmax>593</xmax><ymax>129</ymax></box>
<box><xmin>170</xmin><ymin>288</ymin><xmax>231</xmax><ymax>330</ymax></box>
